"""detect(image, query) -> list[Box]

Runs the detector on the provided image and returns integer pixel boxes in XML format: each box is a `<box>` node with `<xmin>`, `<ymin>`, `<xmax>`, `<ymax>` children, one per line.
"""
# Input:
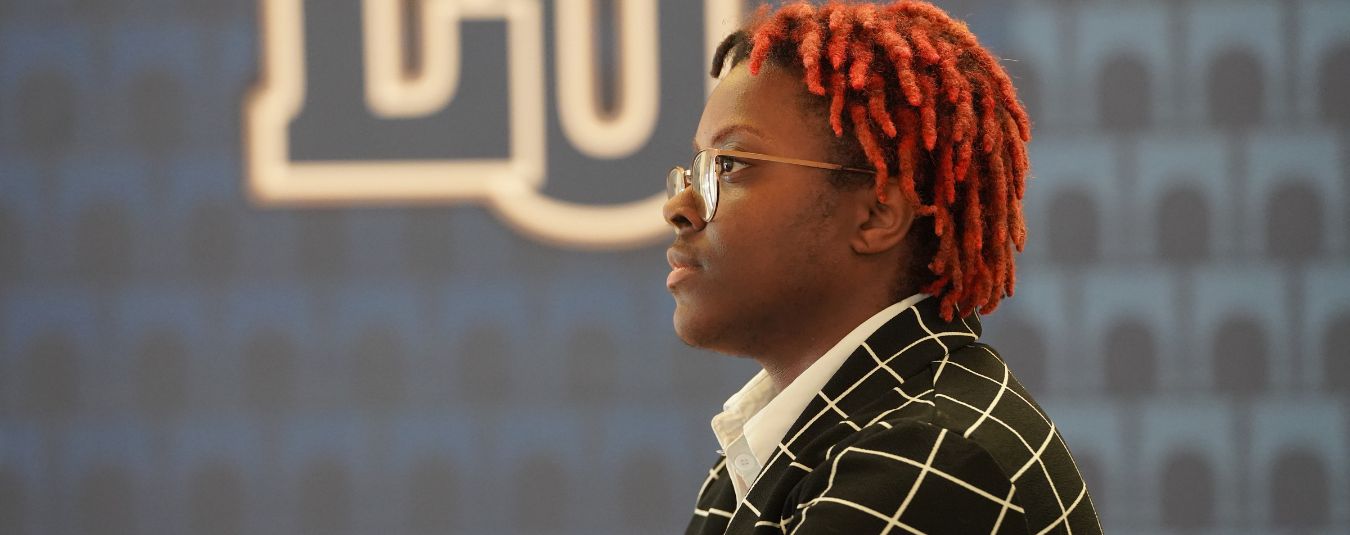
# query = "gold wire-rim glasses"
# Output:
<box><xmin>666</xmin><ymin>148</ymin><xmax>875</xmax><ymax>222</ymax></box>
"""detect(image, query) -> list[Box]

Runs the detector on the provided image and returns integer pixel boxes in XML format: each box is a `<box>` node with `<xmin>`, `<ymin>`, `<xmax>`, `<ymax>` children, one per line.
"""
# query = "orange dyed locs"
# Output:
<box><xmin>715</xmin><ymin>0</ymin><xmax>1032</xmax><ymax>321</ymax></box>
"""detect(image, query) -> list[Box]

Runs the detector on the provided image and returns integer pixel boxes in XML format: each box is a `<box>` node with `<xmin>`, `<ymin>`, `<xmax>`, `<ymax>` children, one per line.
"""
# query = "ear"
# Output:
<box><xmin>849</xmin><ymin>179</ymin><xmax>916</xmax><ymax>255</ymax></box>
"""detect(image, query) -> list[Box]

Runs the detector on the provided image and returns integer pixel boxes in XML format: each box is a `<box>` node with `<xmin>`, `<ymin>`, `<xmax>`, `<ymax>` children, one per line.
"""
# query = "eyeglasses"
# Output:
<box><xmin>666</xmin><ymin>148</ymin><xmax>874</xmax><ymax>222</ymax></box>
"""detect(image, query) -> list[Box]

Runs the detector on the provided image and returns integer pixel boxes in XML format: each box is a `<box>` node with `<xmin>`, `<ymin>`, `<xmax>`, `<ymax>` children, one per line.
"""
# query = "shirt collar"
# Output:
<box><xmin>710</xmin><ymin>293</ymin><xmax>930</xmax><ymax>488</ymax></box>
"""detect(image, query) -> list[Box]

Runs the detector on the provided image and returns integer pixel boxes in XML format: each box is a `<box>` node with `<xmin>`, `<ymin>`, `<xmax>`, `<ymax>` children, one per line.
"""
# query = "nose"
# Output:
<box><xmin>663</xmin><ymin>186</ymin><xmax>706</xmax><ymax>235</ymax></box>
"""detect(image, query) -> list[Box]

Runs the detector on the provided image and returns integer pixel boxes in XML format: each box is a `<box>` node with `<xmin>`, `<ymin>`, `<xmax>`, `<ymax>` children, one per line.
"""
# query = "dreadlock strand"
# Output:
<box><xmin>1011</xmin><ymin>197</ymin><xmax>1027</xmax><ymax>251</ymax></box>
<box><xmin>996</xmin><ymin>141</ymin><xmax>1027</xmax><ymax>253</ymax></box>
<box><xmin>848</xmin><ymin>40</ymin><xmax>874</xmax><ymax>90</ymax></box>
<box><xmin>867</xmin><ymin>73</ymin><xmax>897</xmax><ymax>137</ymax></box>
<box><xmin>987</xmin><ymin>146</ymin><xmax>1010</xmax><ymax>304</ymax></box>
<box><xmin>748</xmin><ymin>14</ymin><xmax>785</xmax><ymax>76</ymax></box>
<box><xmin>826</xmin><ymin>8</ymin><xmax>854</xmax><ymax>71</ymax></box>
<box><xmin>906</xmin><ymin>22</ymin><xmax>941</xmax><ymax>66</ymax></box>
<box><xmin>793</xmin><ymin>11</ymin><xmax>827</xmax><ymax>95</ymax></box>
<box><xmin>937</xmin><ymin>141</ymin><xmax>956</xmax><ymax>205</ymax></box>
<box><xmin>852</xmin><ymin>1</ymin><xmax>884</xmax><ymax>85</ymax></box>
<box><xmin>849</xmin><ymin>103</ymin><xmax>890</xmax><ymax>200</ymax></box>
<box><xmin>776</xmin><ymin>3</ymin><xmax>824</xmax><ymax>95</ymax></box>
<box><xmin>855</xmin><ymin>1</ymin><xmax>880</xmax><ymax>31</ymax></box>
<box><xmin>987</xmin><ymin>147</ymin><xmax>1009</xmax><ymax>252</ymax></box>
<box><xmin>919</xmin><ymin>75</ymin><xmax>938</xmax><ymax>150</ymax></box>
<box><xmin>1005</xmin><ymin>113</ymin><xmax>1030</xmax><ymax>197</ymax></box>
<box><xmin>955</xmin><ymin>136</ymin><xmax>974</xmax><ymax>183</ymax></box>
<box><xmin>1002</xmin><ymin>194</ymin><xmax>1019</xmax><ymax>299</ymax></box>
<box><xmin>979</xmin><ymin>92</ymin><xmax>1001</xmax><ymax>154</ymax></box>
<box><xmin>937</xmin><ymin>227</ymin><xmax>965</xmax><ymax>321</ymax></box>
<box><xmin>822</xmin><ymin>6</ymin><xmax>856</xmax><ymax>138</ymax></box>
<box><xmin>924</xmin><ymin>275</ymin><xmax>949</xmax><ymax>300</ymax></box>
<box><xmin>953</xmin><ymin>85</ymin><xmax>973</xmax><ymax>142</ymax></box>
<box><xmin>961</xmin><ymin>171</ymin><xmax>983</xmax><ymax>259</ymax></box>
<box><xmin>829</xmin><ymin>70</ymin><xmax>847</xmax><ymax>136</ymax></box>
<box><xmin>1011</xmin><ymin>225</ymin><xmax>1027</xmax><ymax>257</ymax></box>
<box><xmin>778</xmin><ymin>1</ymin><xmax>815</xmax><ymax>23</ymax></box>
<box><xmin>933</xmin><ymin>38</ymin><xmax>965</xmax><ymax>104</ymax></box>
<box><xmin>875</xmin><ymin>20</ymin><xmax>922</xmax><ymax>106</ymax></box>
<box><xmin>895</xmin><ymin>107</ymin><xmax>924</xmax><ymax>208</ymax></box>
<box><xmin>952</xmin><ymin>83</ymin><xmax>975</xmax><ymax>179</ymax></box>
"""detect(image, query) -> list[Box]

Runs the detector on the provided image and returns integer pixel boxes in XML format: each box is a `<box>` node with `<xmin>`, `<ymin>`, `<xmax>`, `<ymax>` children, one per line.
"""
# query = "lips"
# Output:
<box><xmin>666</xmin><ymin>248</ymin><xmax>701</xmax><ymax>289</ymax></box>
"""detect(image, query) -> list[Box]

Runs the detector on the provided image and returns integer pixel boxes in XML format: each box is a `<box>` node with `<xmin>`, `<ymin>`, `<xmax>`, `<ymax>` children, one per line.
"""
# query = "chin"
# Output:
<box><xmin>673</xmin><ymin>301</ymin><xmax>748</xmax><ymax>356</ymax></box>
<box><xmin>671</xmin><ymin>303</ymin><xmax>701</xmax><ymax>346</ymax></box>
<box><xmin>671</xmin><ymin>301</ymin><xmax>719</xmax><ymax>350</ymax></box>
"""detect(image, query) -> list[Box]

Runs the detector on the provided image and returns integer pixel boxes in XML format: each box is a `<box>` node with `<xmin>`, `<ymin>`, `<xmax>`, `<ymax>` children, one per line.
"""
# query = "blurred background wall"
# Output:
<box><xmin>1</xmin><ymin>0</ymin><xmax>1347</xmax><ymax>533</ymax></box>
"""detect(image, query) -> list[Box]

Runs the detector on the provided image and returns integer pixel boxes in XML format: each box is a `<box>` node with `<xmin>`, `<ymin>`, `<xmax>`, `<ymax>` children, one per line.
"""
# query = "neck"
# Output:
<box><xmin>749</xmin><ymin>289</ymin><xmax>896</xmax><ymax>391</ymax></box>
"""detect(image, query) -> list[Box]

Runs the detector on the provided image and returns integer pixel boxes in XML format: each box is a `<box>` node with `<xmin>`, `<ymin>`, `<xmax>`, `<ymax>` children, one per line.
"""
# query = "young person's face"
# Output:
<box><xmin>664</xmin><ymin>62</ymin><xmax>860</xmax><ymax>355</ymax></box>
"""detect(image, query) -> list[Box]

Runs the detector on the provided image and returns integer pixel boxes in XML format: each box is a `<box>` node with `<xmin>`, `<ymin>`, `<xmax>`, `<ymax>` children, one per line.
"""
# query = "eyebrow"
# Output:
<box><xmin>692</xmin><ymin>124</ymin><xmax>767</xmax><ymax>152</ymax></box>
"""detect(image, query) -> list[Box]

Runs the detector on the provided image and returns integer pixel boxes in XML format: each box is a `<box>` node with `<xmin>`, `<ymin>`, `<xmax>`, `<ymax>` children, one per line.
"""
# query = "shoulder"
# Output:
<box><xmin>795</xmin><ymin>341</ymin><xmax>1040</xmax><ymax>474</ymax></box>
<box><xmin>834</xmin><ymin>340</ymin><xmax>1050</xmax><ymax>461</ymax></box>
<box><xmin>911</xmin><ymin>342</ymin><xmax>1101</xmax><ymax>534</ymax></box>
<box><xmin>785</xmin><ymin>418</ymin><xmax>1031</xmax><ymax>534</ymax></box>
<box><xmin>789</xmin><ymin>342</ymin><xmax>1101</xmax><ymax>533</ymax></box>
<box><xmin>927</xmin><ymin>342</ymin><xmax>1054</xmax><ymax>441</ymax></box>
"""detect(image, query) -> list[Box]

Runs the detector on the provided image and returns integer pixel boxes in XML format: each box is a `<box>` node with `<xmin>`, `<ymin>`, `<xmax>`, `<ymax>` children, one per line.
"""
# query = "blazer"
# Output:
<box><xmin>685</xmin><ymin>297</ymin><xmax>1102</xmax><ymax>534</ymax></box>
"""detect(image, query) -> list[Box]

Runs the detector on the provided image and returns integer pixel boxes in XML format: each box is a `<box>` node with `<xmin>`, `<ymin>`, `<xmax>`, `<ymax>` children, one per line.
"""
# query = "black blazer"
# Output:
<box><xmin>685</xmin><ymin>297</ymin><xmax>1102</xmax><ymax>534</ymax></box>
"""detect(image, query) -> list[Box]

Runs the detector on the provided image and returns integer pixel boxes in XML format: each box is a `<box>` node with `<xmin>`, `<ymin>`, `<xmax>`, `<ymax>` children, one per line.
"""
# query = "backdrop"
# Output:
<box><xmin>1</xmin><ymin>0</ymin><xmax>1347</xmax><ymax>534</ymax></box>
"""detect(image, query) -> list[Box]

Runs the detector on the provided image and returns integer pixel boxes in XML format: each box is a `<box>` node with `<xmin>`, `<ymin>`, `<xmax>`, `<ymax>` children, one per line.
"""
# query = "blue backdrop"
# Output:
<box><xmin>1</xmin><ymin>0</ymin><xmax>1347</xmax><ymax>533</ymax></box>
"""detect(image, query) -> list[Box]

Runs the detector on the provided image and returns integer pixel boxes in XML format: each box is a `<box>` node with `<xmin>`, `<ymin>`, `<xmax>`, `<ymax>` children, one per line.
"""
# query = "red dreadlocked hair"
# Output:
<box><xmin>711</xmin><ymin>0</ymin><xmax>1031</xmax><ymax>321</ymax></box>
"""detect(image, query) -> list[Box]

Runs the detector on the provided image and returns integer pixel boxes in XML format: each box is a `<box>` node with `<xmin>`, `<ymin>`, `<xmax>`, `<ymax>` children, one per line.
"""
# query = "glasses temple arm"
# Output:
<box><xmin>718</xmin><ymin>149</ymin><xmax>875</xmax><ymax>175</ymax></box>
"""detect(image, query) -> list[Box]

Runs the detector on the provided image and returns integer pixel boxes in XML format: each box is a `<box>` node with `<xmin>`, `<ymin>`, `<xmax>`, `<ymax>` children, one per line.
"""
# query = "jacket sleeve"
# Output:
<box><xmin>779</xmin><ymin>420</ymin><xmax>1030</xmax><ymax>534</ymax></box>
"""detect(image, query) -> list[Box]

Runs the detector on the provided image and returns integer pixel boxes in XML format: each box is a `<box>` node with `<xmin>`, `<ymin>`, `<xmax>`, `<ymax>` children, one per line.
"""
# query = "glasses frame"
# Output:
<box><xmin>667</xmin><ymin>148</ymin><xmax>875</xmax><ymax>222</ymax></box>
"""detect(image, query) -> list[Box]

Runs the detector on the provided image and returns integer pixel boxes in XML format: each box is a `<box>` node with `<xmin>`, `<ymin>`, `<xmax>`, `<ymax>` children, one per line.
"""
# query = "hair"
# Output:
<box><xmin>710</xmin><ymin>0</ymin><xmax>1031</xmax><ymax>321</ymax></box>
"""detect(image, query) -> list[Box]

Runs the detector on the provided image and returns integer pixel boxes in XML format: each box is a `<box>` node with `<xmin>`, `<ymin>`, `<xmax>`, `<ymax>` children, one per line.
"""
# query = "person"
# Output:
<box><xmin>663</xmin><ymin>1</ymin><xmax>1101</xmax><ymax>533</ymax></box>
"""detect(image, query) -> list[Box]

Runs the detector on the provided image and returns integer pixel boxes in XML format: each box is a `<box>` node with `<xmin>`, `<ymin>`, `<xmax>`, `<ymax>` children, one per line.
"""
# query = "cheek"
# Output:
<box><xmin>669</xmin><ymin>223</ymin><xmax>761</xmax><ymax>342</ymax></box>
<box><xmin>709</xmin><ymin>186</ymin><xmax>834</xmax><ymax>279</ymax></box>
<box><xmin>702</xmin><ymin>211</ymin><xmax>816</xmax><ymax>307</ymax></box>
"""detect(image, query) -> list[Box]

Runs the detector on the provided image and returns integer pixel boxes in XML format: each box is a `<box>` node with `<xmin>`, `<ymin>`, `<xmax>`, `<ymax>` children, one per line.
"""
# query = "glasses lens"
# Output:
<box><xmin>693</xmin><ymin>151</ymin><xmax>718</xmax><ymax>221</ymax></box>
<box><xmin>666</xmin><ymin>166</ymin><xmax>685</xmax><ymax>199</ymax></box>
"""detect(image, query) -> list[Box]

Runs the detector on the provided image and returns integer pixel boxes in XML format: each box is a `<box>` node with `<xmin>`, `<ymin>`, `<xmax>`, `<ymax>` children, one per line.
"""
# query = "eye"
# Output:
<box><xmin>715</xmin><ymin>156</ymin><xmax>752</xmax><ymax>179</ymax></box>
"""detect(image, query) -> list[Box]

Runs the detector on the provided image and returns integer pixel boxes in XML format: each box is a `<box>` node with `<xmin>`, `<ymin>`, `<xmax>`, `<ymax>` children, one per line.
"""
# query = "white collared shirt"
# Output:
<box><xmin>709</xmin><ymin>293</ymin><xmax>930</xmax><ymax>505</ymax></box>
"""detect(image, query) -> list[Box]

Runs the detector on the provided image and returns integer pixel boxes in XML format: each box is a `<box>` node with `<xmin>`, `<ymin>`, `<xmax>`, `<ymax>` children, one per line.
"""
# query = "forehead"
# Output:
<box><xmin>693</xmin><ymin>63</ymin><xmax>830</xmax><ymax>156</ymax></box>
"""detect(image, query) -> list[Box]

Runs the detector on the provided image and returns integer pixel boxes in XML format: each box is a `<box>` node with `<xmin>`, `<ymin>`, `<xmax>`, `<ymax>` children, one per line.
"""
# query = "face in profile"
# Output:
<box><xmin>663</xmin><ymin>62</ymin><xmax>862</xmax><ymax>357</ymax></box>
